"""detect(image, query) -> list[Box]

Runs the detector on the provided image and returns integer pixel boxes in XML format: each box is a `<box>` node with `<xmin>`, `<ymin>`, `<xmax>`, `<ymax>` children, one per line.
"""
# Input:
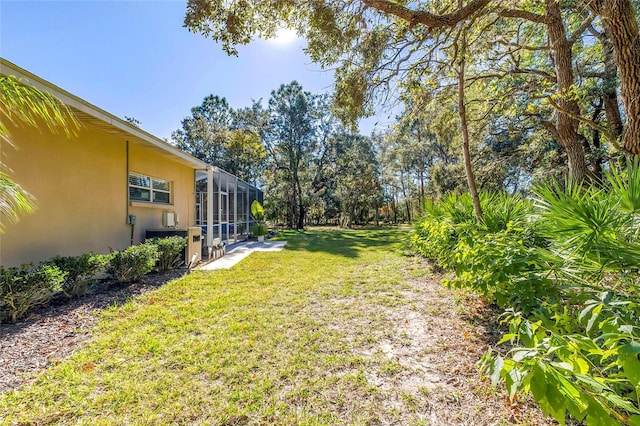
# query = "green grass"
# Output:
<box><xmin>0</xmin><ymin>228</ymin><xmax>417</xmax><ymax>425</ymax></box>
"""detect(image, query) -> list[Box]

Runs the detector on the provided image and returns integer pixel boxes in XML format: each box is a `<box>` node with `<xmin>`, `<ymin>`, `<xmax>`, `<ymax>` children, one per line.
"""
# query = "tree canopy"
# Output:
<box><xmin>184</xmin><ymin>0</ymin><xmax>640</xmax><ymax>183</ymax></box>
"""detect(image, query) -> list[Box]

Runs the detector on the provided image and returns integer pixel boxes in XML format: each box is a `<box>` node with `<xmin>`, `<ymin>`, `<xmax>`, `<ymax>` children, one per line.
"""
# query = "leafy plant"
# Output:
<box><xmin>151</xmin><ymin>236</ymin><xmax>187</xmax><ymax>272</ymax></box>
<box><xmin>106</xmin><ymin>243</ymin><xmax>158</xmax><ymax>283</ymax></box>
<box><xmin>252</xmin><ymin>222</ymin><xmax>267</xmax><ymax>237</ymax></box>
<box><xmin>251</xmin><ymin>200</ymin><xmax>267</xmax><ymax>237</ymax></box>
<box><xmin>0</xmin><ymin>263</ymin><xmax>66</xmax><ymax>322</ymax></box>
<box><xmin>251</xmin><ymin>200</ymin><xmax>265</xmax><ymax>220</ymax></box>
<box><xmin>482</xmin><ymin>160</ymin><xmax>640</xmax><ymax>425</ymax></box>
<box><xmin>447</xmin><ymin>225</ymin><xmax>554</xmax><ymax>312</ymax></box>
<box><xmin>412</xmin><ymin>191</ymin><xmax>545</xmax><ymax>310</ymax></box>
<box><xmin>483</xmin><ymin>293</ymin><xmax>640</xmax><ymax>425</ymax></box>
<box><xmin>49</xmin><ymin>253</ymin><xmax>106</xmax><ymax>298</ymax></box>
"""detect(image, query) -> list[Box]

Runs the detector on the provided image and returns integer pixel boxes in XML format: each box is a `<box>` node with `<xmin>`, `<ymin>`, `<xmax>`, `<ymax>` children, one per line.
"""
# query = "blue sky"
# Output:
<box><xmin>1</xmin><ymin>0</ymin><xmax>386</xmax><ymax>141</ymax></box>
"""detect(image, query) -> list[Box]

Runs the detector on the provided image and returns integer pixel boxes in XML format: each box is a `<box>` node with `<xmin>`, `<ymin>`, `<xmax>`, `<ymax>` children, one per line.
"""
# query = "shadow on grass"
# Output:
<box><xmin>278</xmin><ymin>226</ymin><xmax>407</xmax><ymax>258</ymax></box>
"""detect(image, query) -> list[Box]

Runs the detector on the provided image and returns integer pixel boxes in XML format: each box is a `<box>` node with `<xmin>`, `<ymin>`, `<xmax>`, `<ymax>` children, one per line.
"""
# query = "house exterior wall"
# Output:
<box><xmin>128</xmin><ymin>142</ymin><xmax>195</xmax><ymax>244</ymax></box>
<box><xmin>0</xmin><ymin>118</ymin><xmax>196</xmax><ymax>267</ymax></box>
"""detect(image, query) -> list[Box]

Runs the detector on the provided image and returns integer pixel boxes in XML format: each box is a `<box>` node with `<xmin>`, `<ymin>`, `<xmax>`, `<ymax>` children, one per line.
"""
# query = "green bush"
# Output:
<box><xmin>411</xmin><ymin>194</ymin><xmax>475</xmax><ymax>268</ymax></box>
<box><xmin>482</xmin><ymin>160</ymin><xmax>640</xmax><ymax>425</ymax></box>
<box><xmin>448</xmin><ymin>225</ymin><xmax>554</xmax><ymax>312</ymax></box>
<box><xmin>484</xmin><ymin>291</ymin><xmax>640</xmax><ymax>425</ymax></box>
<box><xmin>252</xmin><ymin>222</ymin><xmax>267</xmax><ymax>237</ymax></box>
<box><xmin>0</xmin><ymin>263</ymin><xmax>66</xmax><ymax>323</ymax></box>
<box><xmin>412</xmin><ymin>191</ymin><xmax>545</xmax><ymax>310</ymax></box>
<box><xmin>49</xmin><ymin>253</ymin><xmax>106</xmax><ymax>298</ymax></box>
<box><xmin>412</xmin><ymin>164</ymin><xmax>640</xmax><ymax>424</ymax></box>
<box><xmin>106</xmin><ymin>243</ymin><xmax>158</xmax><ymax>283</ymax></box>
<box><xmin>151</xmin><ymin>236</ymin><xmax>187</xmax><ymax>272</ymax></box>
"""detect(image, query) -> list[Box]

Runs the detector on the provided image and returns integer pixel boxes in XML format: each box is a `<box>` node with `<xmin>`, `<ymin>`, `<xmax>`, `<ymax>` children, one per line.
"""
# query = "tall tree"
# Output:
<box><xmin>332</xmin><ymin>133</ymin><xmax>382</xmax><ymax>227</ymax></box>
<box><xmin>583</xmin><ymin>0</ymin><xmax>640</xmax><ymax>156</ymax></box>
<box><xmin>172</xmin><ymin>95</ymin><xmax>233</xmax><ymax>166</ymax></box>
<box><xmin>172</xmin><ymin>95</ymin><xmax>266</xmax><ymax>183</ymax></box>
<box><xmin>265</xmin><ymin>82</ymin><xmax>316</xmax><ymax>229</ymax></box>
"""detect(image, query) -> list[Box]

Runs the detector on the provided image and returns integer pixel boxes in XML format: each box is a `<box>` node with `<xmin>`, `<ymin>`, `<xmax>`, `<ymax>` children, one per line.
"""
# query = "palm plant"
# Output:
<box><xmin>534</xmin><ymin>159</ymin><xmax>640</xmax><ymax>277</ymax></box>
<box><xmin>0</xmin><ymin>74</ymin><xmax>78</xmax><ymax>230</ymax></box>
<box><xmin>485</xmin><ymin>162</ymin><xmax>640</xmax><ymax>425</ymax></box>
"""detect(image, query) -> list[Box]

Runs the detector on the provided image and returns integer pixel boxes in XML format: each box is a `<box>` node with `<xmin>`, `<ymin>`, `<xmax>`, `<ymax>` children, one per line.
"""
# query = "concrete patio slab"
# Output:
<box><xmin>198</xmin><ymin>240</ymin><xmax>288</xmax><ymax>271</ymax></box>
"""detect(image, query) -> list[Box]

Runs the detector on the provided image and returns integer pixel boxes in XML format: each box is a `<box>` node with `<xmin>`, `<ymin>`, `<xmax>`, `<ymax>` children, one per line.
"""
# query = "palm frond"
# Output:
<box><xmin>0</xmin><ymin>75</ymin><xmax>78</xmax><ymax>230</ymax></box>
<box><xmin>607</xmin><ymin>157</ymin><xmax>640</xmax><ymax>214</ymax></box>
<box><xmin>0</xmin><ymin>170</ymin><xmax>35</xmax><ymax>230</ymax></box>
<box><xmin>0</xmin><ymin>75</ymin><xmax>79</xmax><ymax>143</ymax></box>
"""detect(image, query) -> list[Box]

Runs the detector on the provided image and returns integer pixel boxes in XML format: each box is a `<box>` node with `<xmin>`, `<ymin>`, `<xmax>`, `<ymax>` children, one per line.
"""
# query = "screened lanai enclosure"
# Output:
<box><xmin>195</xmin><ymin>167</ymin><xmax>263</xmax><ymax>251</ymax></box>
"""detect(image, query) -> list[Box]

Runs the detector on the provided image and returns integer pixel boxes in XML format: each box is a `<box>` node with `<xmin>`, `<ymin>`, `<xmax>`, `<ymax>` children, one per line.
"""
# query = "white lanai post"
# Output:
<box><xmin>218</xmin><ymin>171</ymin><xmax>222</xmax><ymax>242</ymax></box>
<box><xmin>206</xmin><ymin>166</ymin><xmax>214</xmax><ymax>252</ymax></box>
<box><xmin>234</xmin><ymin>177</ymin><xmax>238</xmax><ymax>242</ymax></box>
<box><xmin>246</xmin><ymin>186</ymin><xmax>250</xmax><ymax>235</ymax></box>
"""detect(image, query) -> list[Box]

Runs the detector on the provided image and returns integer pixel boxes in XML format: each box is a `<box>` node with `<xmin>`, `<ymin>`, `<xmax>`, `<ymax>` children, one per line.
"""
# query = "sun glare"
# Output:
<box><xmin>269</xmin><ymin>28</ymin><xmax>298</xmax><ymax>45</ymax></box>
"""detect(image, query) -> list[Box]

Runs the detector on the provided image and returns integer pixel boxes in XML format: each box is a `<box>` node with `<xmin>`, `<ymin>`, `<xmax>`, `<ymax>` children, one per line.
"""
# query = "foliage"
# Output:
<box><xmin>264</xmin><ymin>81</ymin><xmax>316</xmax><ymax>229</ymax></box>
<box><xmin>0</xmin><ymin>171</ymin><xmax>34</xmax><ymax>232</ymax></box>
<box><xmin>412</xmin><ymin>160</ymin><xmax>640</xmax><ymax>422</ymax></box>
<box><xmin>484</xmin><ymin>294</ymin><xmax>640</xmax><ymax>426</ymax></box>
<box><xmin>250</xmin><ymin>200</ymin><xmax>264</xmax><ymax>221</ymax></box>
<box><xmin>252</xmin><ymin>222</ymin><xmax>267</xmax><ymax>237</ymax></box>
<box><xmin>486</xmin><ymin>161</ymin><xmax>639</xmax><ymax>425</ymax></box>
<box><xmin>151</xmin><ymin>236</ymin><xmax>187</xmax><ymax>272</ymax></box>
<box><xmin>124</xmin><ymin>116</ymin><xmax>141</xmax><ymax>127</ymax></box>
<box><xmin>0</xmin><ymin>263</ymin><xmax>66</xmax><ymax>323</ymax></box>
<box><xmin>49</xmin><ymin>253</ymin><xmax>106</xmax><ymax>298</ymax></box>
<box><xmin>172</xmin><ymin>95</ymin><xmax>266</xmax><ymax>183</ymax></box>
<box><xmin>412</xmin><ymin>191</ymin><xmax>547</xmax><ymax>311</ymax></box>
<box><xmin>106</xmin><ymin>243</ymin><xmax>159</xmax><ymax>283</ymax></box>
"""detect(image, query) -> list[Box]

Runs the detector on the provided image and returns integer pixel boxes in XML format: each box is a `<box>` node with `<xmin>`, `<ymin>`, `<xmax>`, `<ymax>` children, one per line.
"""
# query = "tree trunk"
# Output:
<box><xmin>457</xmin><ymin>37</ymin><xmax>483</xmax><ymax>220</ymax></box>
<box><xmin>295</xmin><ymin>176</ymin><xmax>305</xmax><ymax>230</ymax></box>
<box><xmin>399</xmin><ymin>171</ymin><xmax>411</xmax><ymax>222</ymax></box>
<box><xmin>598</xmin><ymin>27</ymin><xmax>624</xmax><ymax>141</ymax></box>
<box><xmin>585</xmin><ymin>0</ymin><xmax>640</xmax><ymax>156</ymax></box>
<box><xmin>391</xmin><ymin>191</ymin><xmax>398</xmax><ymax>224</ymax></box>
<box><xmin>546</xmin><ymin>0</ymin><xmax>587</xmax><ymax>182</ymax></box>
<box><xmin>588</xmin><ymin>100</ymin><xmax>604</xmax><ymax>182</ymax></box>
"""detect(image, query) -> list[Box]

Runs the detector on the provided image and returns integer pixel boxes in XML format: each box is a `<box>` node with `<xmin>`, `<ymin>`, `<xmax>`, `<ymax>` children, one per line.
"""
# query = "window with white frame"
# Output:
<box><xmin>129</xmin><ymin>172</ymin><xmax>171</xmax><ymax>204</ymax></box>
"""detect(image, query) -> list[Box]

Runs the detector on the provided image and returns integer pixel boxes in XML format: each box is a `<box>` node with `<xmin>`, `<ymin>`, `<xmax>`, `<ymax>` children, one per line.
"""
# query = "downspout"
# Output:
<box><xmin>126</xmin><ymin>140</ymin><xmax>134</xmax><ymax>246</ymax></box>
<box><xmin>207</xmin><ymin>166</ymin><xmax>214</xmax><ymax>251</ymax></box>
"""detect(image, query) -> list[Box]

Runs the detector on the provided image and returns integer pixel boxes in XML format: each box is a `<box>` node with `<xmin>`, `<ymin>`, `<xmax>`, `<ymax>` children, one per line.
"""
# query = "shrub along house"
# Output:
<box><xmin>0</xmin><ymin>58</ymin><xmax>262</xmax><ymax>267</ymax></box>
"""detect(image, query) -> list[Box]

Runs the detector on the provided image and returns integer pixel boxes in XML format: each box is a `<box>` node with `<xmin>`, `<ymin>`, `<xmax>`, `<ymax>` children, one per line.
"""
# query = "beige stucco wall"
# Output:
<box><xmin>128</xmin><ymin>143</ymin><xmax>195</xmax><ymax>244</ymax></box>
<box><xmin>0</xmin><ymin>119</ymin><xmax>195</xmax><ymax>267</ymax></box>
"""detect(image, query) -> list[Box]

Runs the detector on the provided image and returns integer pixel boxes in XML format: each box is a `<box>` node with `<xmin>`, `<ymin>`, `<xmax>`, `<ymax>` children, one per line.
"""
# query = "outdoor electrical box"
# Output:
<box><xmin>127</xmin><ymin>215</ymin><xmax>136</xmax><ymax>225</ymax></box>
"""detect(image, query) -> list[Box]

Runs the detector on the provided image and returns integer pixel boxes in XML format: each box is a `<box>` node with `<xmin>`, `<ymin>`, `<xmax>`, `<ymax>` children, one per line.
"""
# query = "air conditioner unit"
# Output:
<box><xmin>163</xmin><ymin>212</ymin><xmax>176</xmax><ymax>227</ymax></box>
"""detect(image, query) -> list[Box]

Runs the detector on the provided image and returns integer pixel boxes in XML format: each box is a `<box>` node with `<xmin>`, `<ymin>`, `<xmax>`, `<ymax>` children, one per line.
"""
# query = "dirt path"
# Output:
<box><xmin>317</xmin><ymin>260</ymin><xmax>551</xmax><ymax>426</ymax></box>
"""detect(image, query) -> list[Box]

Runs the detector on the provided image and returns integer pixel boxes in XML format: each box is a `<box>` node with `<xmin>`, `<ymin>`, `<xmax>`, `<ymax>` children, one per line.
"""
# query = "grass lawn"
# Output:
<box><xmin>0</xmin><ymin>227</ymin><xmax>545</xmax><ymax>425</ymax></box>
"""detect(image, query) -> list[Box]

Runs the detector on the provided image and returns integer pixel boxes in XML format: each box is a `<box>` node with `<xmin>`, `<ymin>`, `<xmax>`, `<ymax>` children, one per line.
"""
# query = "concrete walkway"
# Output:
<box><xmin>198</xmin><ymin>240</ymin><xmax>288</xmax><ymax>271</ymax></box>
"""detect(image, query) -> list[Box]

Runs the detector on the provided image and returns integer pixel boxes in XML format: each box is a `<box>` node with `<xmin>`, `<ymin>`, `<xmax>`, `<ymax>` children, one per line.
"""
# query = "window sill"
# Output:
<box><xmin>130</xmin><ymin>201</ymin><xmax>173</xmax><ymax>209</ymax></box>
